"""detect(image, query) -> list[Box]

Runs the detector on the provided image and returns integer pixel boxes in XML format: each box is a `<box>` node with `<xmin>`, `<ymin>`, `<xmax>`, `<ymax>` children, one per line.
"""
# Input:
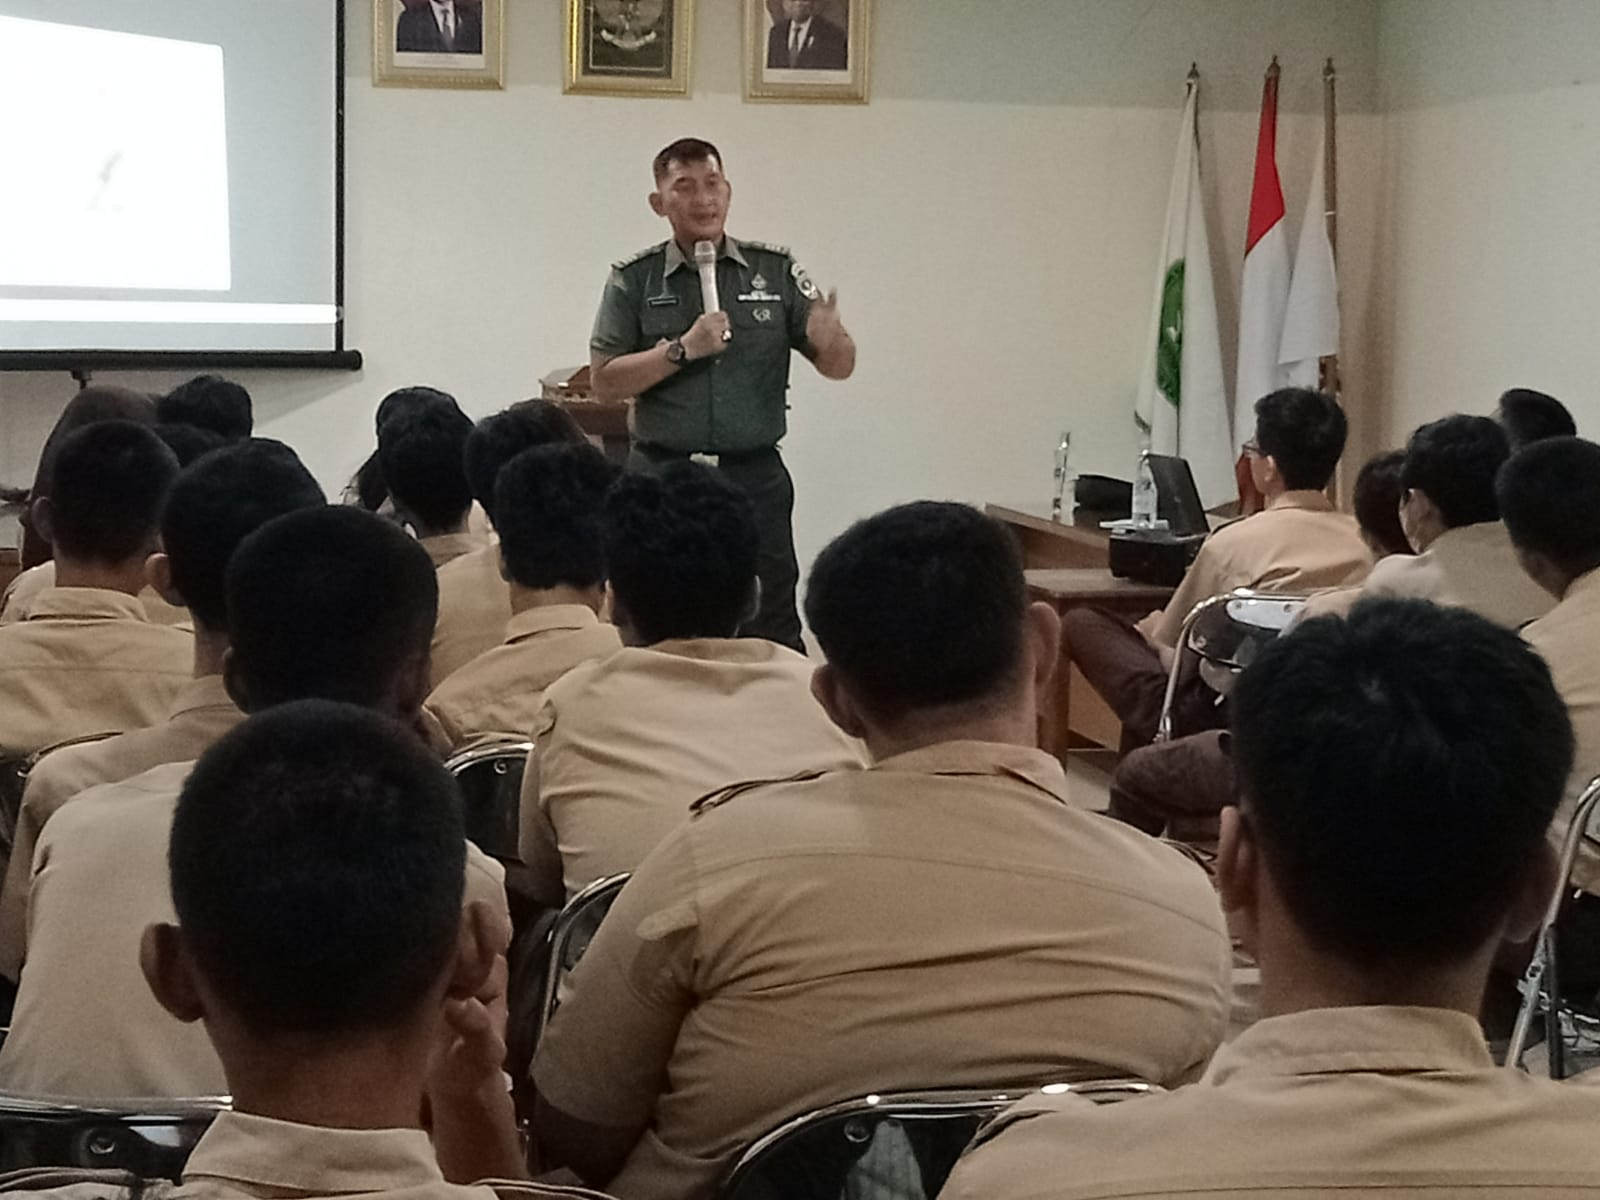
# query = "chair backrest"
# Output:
<box><xmin>1155</xmin><ymin>589</ymin><xmax>1308</xmax><ymax>742</ymax></box>
<box><xmin>716</xmin><ymin>1080</ymin><xmax>1159</xmax><ymax>1200</ymax></box>
<box><xmin>0</xmin><ymin>1090</ymin><xmax>227</xmax><ymax>1180</ymax></box>
<box><xmin>536</xmin><ymin>873</ymin><xmax>630</xmax><ymax>1036</ymax></box>
<box><xmin>444</xmin><ymin>739</ymin><xmax>532</xmax><ymax>863</ymax></box>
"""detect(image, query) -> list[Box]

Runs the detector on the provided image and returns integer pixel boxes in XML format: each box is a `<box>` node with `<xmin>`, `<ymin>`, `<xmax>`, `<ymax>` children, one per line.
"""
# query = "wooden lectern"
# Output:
<box><xmin>540</xmin><ymin>366</ymin><xmax>632</xmax><ymax>464</ymax></box>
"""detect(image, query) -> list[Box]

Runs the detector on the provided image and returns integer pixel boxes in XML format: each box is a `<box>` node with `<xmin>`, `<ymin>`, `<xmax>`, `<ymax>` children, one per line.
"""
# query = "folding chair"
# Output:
<box><xmin>444</xmin><ymin>739</ymin><xmax>532</xmax><ymax>864</ymax></box>
<box><xmin>0</xmin><ymin>1090</ymin><xmax>227</xmax><ymax>1180</ymax></box>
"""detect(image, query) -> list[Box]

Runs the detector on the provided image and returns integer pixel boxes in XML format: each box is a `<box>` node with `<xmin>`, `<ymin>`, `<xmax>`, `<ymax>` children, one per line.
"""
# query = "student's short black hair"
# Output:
<box><xmin>1498</xmin><ymin>436</ymin><xmax>1600</xmax><ymax>581</ymax></box>
<box><xmin>48</xmin><ymin>421</ymin><xmax>179</xmax><ymax>564</ymax></box>
<box><xmin>377</xmin><ymin>401</ymin><xmax>475</xmax><ymax>533</ymax></box>
<box><xmin>1351</xmin><ymin>450</ymin><xmax>1410</xmax><ymax>558</ymax></box>
<box><xmin>349</xmin><ymin>387</ymin><xmax>465</xmax><ymax>513</ymax></box>
<box><xmin>494</xmin><ymin>444</ymin><xmax>618</xmax><ymax>591</ymax></box>
<box><xmin>463</xmin><ymin>401</ymin><xmax>586</xmax><ymax>524</ymax></box>
<box><xmin>1231</xmin><ymin>598</ymin><xmax>1572</xmax><ymax>970</ymax></box>
<box><xmin>170</xmin><ymin>700</ymin><xmax>465</xmax><ymax>1036</ymax></box>
<box><xmin>603</xmin><ymin>464</ymin><xmax>757</xmax><ymax>643</ymax></box>
<box><xmin>226</xmin><ymin>507</ymin><xmax>439</xmax><ymax>709</ymax></box>
<box><xmin>1401</xmin><ymin>414</ymin><xmax>1509</xmax><ymax>529</ymax></box>
<box><xmin>1497</xmin><ymin>388</ymin><xmax>1576</xmax><ymax>451</ymax></box>
<box><xmin>653</xmin><ymin>137</ymin><xmax>723</xmax><ymax>182</ymax></box>
<box><xmin>162</xmin><ymin>440</ymin><xmax>326</xmax><ymax>633</ymax></box>
<box><xmin>806</xmin><ymin>502</ymin><xmax>1027</xmax><ymax>720</ymax></box>
<box><xmin>1253</xmin><ymin>389</ymin><xmax>1347</xmax><ymax>491</ymax></box>
<box><xmin>158</xmin><ymin>375</ymin><xmax>253</xmax><ymax>442</ymax></box>
<box><xmin>155</xmin><ymin>422</ymin><xmax>228</xmax><ymax>468</ymax></box>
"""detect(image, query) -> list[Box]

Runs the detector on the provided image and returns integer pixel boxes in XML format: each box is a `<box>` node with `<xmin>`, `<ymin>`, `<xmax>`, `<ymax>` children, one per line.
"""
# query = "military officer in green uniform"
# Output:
<box><xmin>589</xmin><ymin>137</ymin><xmax>856</xmax><ymax>650</ymax></box>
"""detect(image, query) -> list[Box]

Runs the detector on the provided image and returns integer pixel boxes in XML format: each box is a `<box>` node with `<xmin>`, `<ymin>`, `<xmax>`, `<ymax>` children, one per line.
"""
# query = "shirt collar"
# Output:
<box><xmin>871</xmin><ymin>740</ymin><xmax>1069</xmax><ymax>804</ymax></box>
<box><xmin>1427</xmin><ymin>519</ymin><xmax>1508</xmax><ymax>554</ymax></box>
<box><xmin>505</xmin><ymin>603</ymin><xmax>603</xmax><ymax>643</ymax></box>
<box><xmin>184</xmin><ymin>1110</ymin><xmax>447</xmax><ymax>1195</ymax></box>
<box><xmin>647</xmin><ymin>635</ymin><xmax>799</xmax><ymax>666</ymax></box>
<box><xmin>1265</xmin><ymin>489</ymin><xmax>1337</xmax><ymax>514</ymax></box>
<box><xmin>1205</xmin><ymin>1006</ymin><xmax>1493</xmax><ymax>1086</ymax></box>
<box><xmin>664</xmin><ymin>235</ymin><xmax>751</xmax><ymax>276</ymax></box>
<box><xmin>22</xmin><ymin>586</ymin><xmax>150</xmax><ymax>624</ymax></box>
<box><xmin>1563</xmin><ymin>566</ymin><xmax>1600</xmax><ymax>605</ymax></box>
<box><xmin>170</xmin><ymin>673</ymin><xmax>239</xmax><ymax>720</ymax></box>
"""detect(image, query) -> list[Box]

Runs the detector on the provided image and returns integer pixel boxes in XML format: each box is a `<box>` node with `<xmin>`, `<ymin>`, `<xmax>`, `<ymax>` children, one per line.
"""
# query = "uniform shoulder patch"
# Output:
<box><xmin>689</xmin><ymin>769</ymin><xmax>831</xmax><ymax>816</ymax></box>
<box><xmin>739</xmin><ymin>239</ymin><xmax>792</xmax><ymax>258</ymax></box>
<box><xmin>612</xmin><ymin>241</ymin><xmax>667</xmax><ymax>271</ymax></box>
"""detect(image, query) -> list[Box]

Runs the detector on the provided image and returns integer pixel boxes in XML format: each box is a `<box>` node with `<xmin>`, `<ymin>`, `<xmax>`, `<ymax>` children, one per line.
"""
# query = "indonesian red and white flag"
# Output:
<box><xmin>1279</xmin><ymin>132</ymin><xmax>1339</xmax><ymax>387</ymax></box>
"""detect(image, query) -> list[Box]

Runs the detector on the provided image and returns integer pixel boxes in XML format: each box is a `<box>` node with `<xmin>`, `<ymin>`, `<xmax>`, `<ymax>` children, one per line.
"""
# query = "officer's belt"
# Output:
<box><xmin>634</xmin><ymin>443</ymin><xmax>779</xmax><ymax>468</ymax></box>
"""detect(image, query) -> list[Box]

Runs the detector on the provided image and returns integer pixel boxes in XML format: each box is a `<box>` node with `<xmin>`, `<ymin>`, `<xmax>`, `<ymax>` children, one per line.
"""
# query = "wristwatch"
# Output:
<box><xmin>666</xmin><ymin>337</ymin><xmax>689</xmax><ymax>366</ymax></box>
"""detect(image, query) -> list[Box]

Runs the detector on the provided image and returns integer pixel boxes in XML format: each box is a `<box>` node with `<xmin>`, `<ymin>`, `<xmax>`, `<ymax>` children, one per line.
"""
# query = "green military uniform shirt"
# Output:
<box><xmin>591</xmin><ymin>236</ymin><xmax>819</xmax><ymax>453</ymax></box>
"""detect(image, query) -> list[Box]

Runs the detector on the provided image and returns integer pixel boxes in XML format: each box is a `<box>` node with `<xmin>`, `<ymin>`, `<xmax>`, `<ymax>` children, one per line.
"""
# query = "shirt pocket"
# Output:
<box><xmin>640</xmin><ymin>302</ymin><xmax>692</xmax><ymax>342</ymax></box>
<box><xmin>728</xmin><ymin>299</ymin><xmax>790</xmax><ymax>344</ymax></box>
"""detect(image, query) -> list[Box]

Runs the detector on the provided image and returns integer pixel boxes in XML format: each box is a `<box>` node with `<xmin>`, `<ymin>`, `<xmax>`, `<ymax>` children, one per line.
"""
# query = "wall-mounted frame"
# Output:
<box><xmin>375</xmin><ymin>0</ymin><xmax>505</xmax><ymax>90</ymax></box>
<box><xmin>744</xmin><ymin>0</ymin><xmax>869</xmax><ymax>104</ymax></box>
<box><xmin>566</xmin><ymin>0</ymin><xmax>692</xmax><ymax>97</ymax></box>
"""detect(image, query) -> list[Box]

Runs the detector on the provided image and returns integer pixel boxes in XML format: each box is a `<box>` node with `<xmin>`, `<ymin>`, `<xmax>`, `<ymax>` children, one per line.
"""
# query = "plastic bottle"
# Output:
<box><xmin>1131</xmin><ymin>449</ymin><xmax>1159</xmax><ymax>529</ymax></box>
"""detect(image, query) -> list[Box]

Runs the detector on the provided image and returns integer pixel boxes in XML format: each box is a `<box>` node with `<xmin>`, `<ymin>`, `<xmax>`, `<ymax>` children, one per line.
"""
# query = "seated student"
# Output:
<box><xmin>376</xmin><ymin>389</ymin><xmax>485</xmax><ymax>569</ymax></box>
<box><xmin>1296</xmin><ymin>448</ymin><xmax>1413</xmax><ymax>619</ymax></box>
<box><xmin>528</xmin><ymin>501</ymin><xmax>1230</xmax><ymax>1200</ymax></box>
<box><xmin>1497</xmin><ymin>386</ymin><xmax>1576</xmax><ymax>450</ymax></box>
<box><xmin>157</xmin><ymin>374</ymin><xmax>253</xmax><ymax>443</ymax></box>
<box><xmin>0</xmin><ymin>507</ymin><xmax>509</xmax><ymax>1099</ymax></box>
<box><xmin>1064</xmin><ymin>388</ymin><xmax>1370</xmax><ymax>747</ymax></box>
<box><xmin>427</xmin><ymin>444</ymin><xmax>623</xmax><ymax>752</ymax></box>
<box><xmin>0</xmin><ymin>422</ymin><xmax>191</xmax><ymax>760</ymax></box>
<box><xmin>944</xmin><ymin>599</ymin><xmax>1600</xmax><ymax>1200</ymax></box>
<box><xmin>433</xmin><ymin>401</ymin><xmax>588</xmax><ymax>687</ymax></box>
<box><xmin>0</xmin><ymin>440</ymin><xmax>326</xmax><ymax>983</ymax></box>
<box><xmin>1364</xmin><ymin>414</ymin><xmax>1552</xmax><ymax>628</ymax></box>
<box><xmin>520</xmin><ymin>464</ymin><xmax>863</xmax><ymax>905</ymax></box>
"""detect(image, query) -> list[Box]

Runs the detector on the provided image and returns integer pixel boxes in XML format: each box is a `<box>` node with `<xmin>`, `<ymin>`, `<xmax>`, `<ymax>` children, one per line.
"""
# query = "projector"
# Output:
<box><xmin>1108</xmin><ymin>528</ymin><xmax>1206</xmax><ymax>588</ymax></box>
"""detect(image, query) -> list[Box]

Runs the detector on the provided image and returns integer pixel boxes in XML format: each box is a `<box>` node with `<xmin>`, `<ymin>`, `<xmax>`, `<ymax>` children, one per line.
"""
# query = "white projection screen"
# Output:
<box><xmin>0</xmin><ymin>0</ymin><xmax>351</xmax><ymax>367</ymax></box>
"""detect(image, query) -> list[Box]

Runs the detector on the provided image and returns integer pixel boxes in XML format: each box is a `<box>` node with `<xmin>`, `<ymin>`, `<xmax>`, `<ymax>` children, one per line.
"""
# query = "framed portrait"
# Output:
<box><xmin>565</xmin><ymin>0</ymin><xmax>692</xmax><ymax>97</ymax></box>
<box><xmin>744</xmin><ymin>0</ymin><xmax>869</xmax><ymax>104</ymax></box>
<box><xmin>374</xmin><ymin>0</ymin><xmax>505</xmax><ymax>89</ymax></box>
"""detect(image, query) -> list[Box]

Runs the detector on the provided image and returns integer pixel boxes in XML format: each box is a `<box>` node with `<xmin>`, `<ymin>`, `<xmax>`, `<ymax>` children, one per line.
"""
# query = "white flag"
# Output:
<box><xmin>1279</xmin><ymin>133</ymin><xmax>1339</xmax><ymax>387</ymax></box>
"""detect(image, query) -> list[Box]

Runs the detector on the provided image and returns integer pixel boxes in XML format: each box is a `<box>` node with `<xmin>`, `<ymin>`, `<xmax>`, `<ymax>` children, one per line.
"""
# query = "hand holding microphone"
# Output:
<box><xmin>694</xmin><ymin>239</ymin><xmax>734</xmax><ymax>349</ymax></box>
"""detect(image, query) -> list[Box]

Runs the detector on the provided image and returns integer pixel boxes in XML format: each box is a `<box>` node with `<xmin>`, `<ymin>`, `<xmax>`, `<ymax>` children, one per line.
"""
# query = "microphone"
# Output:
<box><xmin>693</xmin><ymin>240</ymin><xmax>721</xmax><ymax>313</ymax></box>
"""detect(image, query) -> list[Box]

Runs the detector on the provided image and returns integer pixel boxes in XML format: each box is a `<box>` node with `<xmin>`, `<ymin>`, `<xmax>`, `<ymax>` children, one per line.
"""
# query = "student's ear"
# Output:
<box><xmin>140</xmin><ymin>923</ymin><xmax>207</xmax><ymax>1024</ymax></box>
<box><xmin>30</xmin><ymin>497</ymin><xmax>54</xmax><ymax>548</ymax></box>
<box><xmin>647</xmin><ymin>189</ymin><xmax>666</xmax><ymax>218</ymax></box>
<box><xmin>740</xmin><ymin>577</ymin><xmax>762</xmax><ymax>627</ymax></box>
<box><xmin>497</xmin><ymin>547</ymin><xmax>511</xmax><ymax>585</ymax></box>
<box><xmin>221</xmin><ymin>646</ymin><xmax>252</xmax><ymax>714</ymax></box>
<box><xmin>1505</xmin><ymin>839</ymin><xmax>1560</xmax><ymax>946</ymax></box>
<box><xmin>448</xmin><ymin>899</ymin><xmax>513</xmax><ymax>1004</ymax></box>
<box><xmin>811</xmin><ymin>663</ymin><xmax>868</xmax><ymax>739</ymax></box>
<box><xmin>1022</xmin><ymin>601</ymin><xmax>1062</xmax><ymax>699</ymax></box>
<box><xmin>146</xmin><ymin>551</ymin><xmax>184</xmax><ymax>606</ymax></box>
<box><xmin>394</xmin><ymin>649</ymin><xmax>433</xmax><ymax>720</ymax></box>
<box><xmin>1216</xmin><ymin>806</ymin><xmax>1261</xmax><ymax>952</ymax></box>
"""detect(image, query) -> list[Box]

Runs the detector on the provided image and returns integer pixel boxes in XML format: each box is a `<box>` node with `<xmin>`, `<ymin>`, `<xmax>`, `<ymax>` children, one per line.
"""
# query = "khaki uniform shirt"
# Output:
<box><xmin>0</xmin><ymin>761</ymin><xmax>508</xmax><ymax>1099</ymax></box>
<box><xmin>1363</xmin><ymin>520</ymin><xmax>1553</xmax><ymax>629</ymax></box>
<box><xmin>1524</xmin><ymin>569</ymin><xmax>1600</xmax><ymax>893</ymax></box>
<box><xmin>532</xmin><ymin>741</ymin><xmax>1232</xmax><ymax>1200</ymax></box>
<box><xmin>420</xmin><ymin>531</ymin><xmax>488</xmax><ymax>571</ymax></box>
<box><xmin>425</xmin><ymin>606</ymin><xmax>622</xmax><ymax>750</ymax></box>
<box><xmin>431</xmin><ymin>544</ymin><xmax>512</xmax><ymax>690</ymax></box>
<box><xmin>1151</xmin><ymin>492</ymin><xmax>1372</xmax><ymax>648</ymax></box>
<box><xmin>592</xmin><ymin>236</ymin><xmax>818</xmax><ymax>453</ymax></box>
<box><xmin>0</xmin><ymin>588</ymin><xmax>193</xmax><ymax>759</ymax></box>
<box><xmin>0</xmin><ymin>562</ymin><xmax>190</xmax><ymax>629</ymax></box>
<box><xmin>521</xmin><ymin>638</ymin><xmax>864</xmax><ymax>904</ymax></box>
<box><xmin>0</xmin><ymin>675</ymin><xmax>243</xmax><ymax>982</ymax></box>
<box><xmin>943</xmin><ymin>1006</ymin><xmax>1600</xmax><ymax>1199</ymax></box>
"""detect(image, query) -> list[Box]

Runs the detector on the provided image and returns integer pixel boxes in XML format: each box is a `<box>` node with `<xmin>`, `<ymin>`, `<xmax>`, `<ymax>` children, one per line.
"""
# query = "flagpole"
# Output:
<box><xmin>1320</xmin><ymin>57</ymin><xmax>1339</xmax><ymax>398</ymax></box>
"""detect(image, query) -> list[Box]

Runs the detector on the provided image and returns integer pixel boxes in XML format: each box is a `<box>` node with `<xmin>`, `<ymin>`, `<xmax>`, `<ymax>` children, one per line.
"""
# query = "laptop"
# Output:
<box><xmin>1147</xmin><ymin>453</ymin><xmax>1210</xmax><ymax>537</ymax></box>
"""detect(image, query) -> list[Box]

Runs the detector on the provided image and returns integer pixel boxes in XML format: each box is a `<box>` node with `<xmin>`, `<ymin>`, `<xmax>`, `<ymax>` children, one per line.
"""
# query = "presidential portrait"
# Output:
<box><xmin>744</xmin><ymin>0</ymin><xmax>869</xmax><ymax>103</ymax></box>
<box><xmin>765</xmin><ymin>0</ymin><xmax>848</xmax><ymax>71</ymax></box>
<box><xmin>375</xmin><ymin>0</ymin><xmax>504</xmax><ymax>88</ymax></box>
<box><xmin>566</xmin><ymin>0</ymin><xmax>692</xmax><ymax>95</ymax></box>
<box><xmin>395</xmin><ymin>0</ymin><xmax>483</xmax><ymax>54</ymax></box>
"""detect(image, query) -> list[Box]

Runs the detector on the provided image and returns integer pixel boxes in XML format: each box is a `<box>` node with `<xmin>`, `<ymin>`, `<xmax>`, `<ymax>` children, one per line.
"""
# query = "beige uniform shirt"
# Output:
<box><xmin>532</xmin><ymin>741</ymin><xmax>1231</xmax><ymax>1200</ymax></box>
<box><xmin>1524</xmin><ymin>569</ymin><xmax>1600</xmax><ymax>893</ymax></box>
<box><xmin>1151</xmin><ymin>492</ymin><xmax>1372</xmax><ymax>647</ymax></box>
<box><xmin>1363</xmin><ymin>520</ymin><xmax>1553</xmax><ymax>629</ymax></box>
<box><xmin>431</xmin><ymin>544</ymin><xmax>512</xmax><ymax>689</ymax></box>
<box><xmin>944</xmin><ymin>1005</ymin><xmax>1600</xmax><ymax>1199</ymax></box>
<box><xmin>0</xmin><ymin>588</ymin><xmax>192</xmax><ymax>759</ymax></box>
<box><xmin>0</xmin><ymin>674</ymin><xmax>243</xmax><ymax>982</ymax></box>
<box><xmin>420</xmin><ymin>531</ymin><xmax>488</xmax><ymax>570</ymax></box>
<box><xmin>521</xmin><ymin>638</ymin><xmax>864</xmax><ymax>903</ymax></box>
<box><xmin>425</xmin><ymin>606</ymin><xmax>621</xmax><ymax>751</ymax></box>
<box><xmin>0</xmin><ymin>760</ymin><xmax>509</xmax><ymax>1099</ymax></box>
<box><xmin>0</xmin><ymin>562</ymin><xmax>190</xmax><ymax>629</ymax></box>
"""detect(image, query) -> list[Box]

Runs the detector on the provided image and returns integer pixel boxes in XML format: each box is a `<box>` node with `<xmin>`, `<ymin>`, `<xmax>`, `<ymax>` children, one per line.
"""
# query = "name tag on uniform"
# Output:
<box><xmin>737</xmin><ymin>291</ymin><xmax>783</xmax><ymax>303</ymax></box>
<box><xmin>647</xmin><ymin>295</ymin><xmax>680</xmax><ymax>307</ymax></box>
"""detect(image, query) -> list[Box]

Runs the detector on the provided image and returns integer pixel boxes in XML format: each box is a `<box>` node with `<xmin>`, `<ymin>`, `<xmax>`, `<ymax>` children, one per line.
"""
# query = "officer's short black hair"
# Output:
<box><xmin>1351</xmin><ymin>450</ymin><xmax>1410</xmax><ymax>558</ymax></box>
<box><xmin>48</xmin><ymin>421</ymin><xmax>179</xmax><ymax>564</ymax></box>
<box><xmin>158</xmin><ymin>375</ymin><xmax>253</xmax><ymax>442</ymax></box>
<box><xmin>377</xmin><ymin>402</ymin><xmax>475</xmax><ymax>534</ymax></box>
<box><xmin>155</xmin><ymin>422</ymin><xmax>227</xmax><ymax>468</ymax></box>
<box><xmin>806</xmin><ymin>502</ymin><xmax>1027</xmax><ymax>721</ymax></box>
<box><xmin>162</xmin><ymin>440</ymin><xmax>326</xmax><ymax>634</ymax></box>
<box><xmin>1498</xmin><ymin>437</ymin><xmax>1600</xmax><ymax>581</ymax></box>
<box><xmin>170</xmin><ymin>700</ymin><xmax>465</xmax><ymax>1036</ymax></box>
<box><xmin>653</xmin><ymin>137</ymin><xmax>723</xmax><ymax>182</ymax></box>
<box><xmin>463</xmin><ymin>401</ymin><xmax>587</xmax><ymax>525</ymax></box>
<box><xmin>1401</xmin><ymin>414</ymin><xmax>1509</xmax><ymax>529</ymax></box>
<box><xmin>226</xmin><ymin>507</ymin><xmax>438</xmax><ymax>710</ymax></box>
<box><xmin>1231</xmin><ymin>598</ymin><xmax>1571</xmax><ymax>971</ymax></box>
<box><xmin>1253</xmin><ymin>389</ymin><xmax>1347</xmax><ymax>491</ymax></box>
<box><xmin>604</xmin><ymin>464</ymin><xmax>757</xmax><ymax>643</ymax></box>
<box><xmin>495</xmin><ymin>444</ymin><xmax>618</xmax><ymax>591</ymax></box>
<box><xmin>1497</xmin><ymin>388</ymin><xmax>1576</xmax><ymax>450</ymax></box>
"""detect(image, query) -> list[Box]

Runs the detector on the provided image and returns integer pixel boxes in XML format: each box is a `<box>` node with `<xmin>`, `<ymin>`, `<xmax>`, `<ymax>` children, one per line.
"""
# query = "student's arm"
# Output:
<box><xmin>516</xmin><ymin>731</ymin><xmax>566</xmax><ymax>912</ymax></box>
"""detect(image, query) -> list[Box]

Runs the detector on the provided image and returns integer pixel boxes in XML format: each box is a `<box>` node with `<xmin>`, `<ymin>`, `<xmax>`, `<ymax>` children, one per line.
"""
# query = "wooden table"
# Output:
<box><xmin>987</xmin><ymin>503</ymin><xmax>1113</xmax><ymax>569</ymax></box>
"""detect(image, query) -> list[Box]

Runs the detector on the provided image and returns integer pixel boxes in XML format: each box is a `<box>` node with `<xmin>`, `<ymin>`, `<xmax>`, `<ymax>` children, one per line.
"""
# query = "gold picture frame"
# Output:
<box><xmin>565</xmin><ymin>0</ymin><xmax>693</xmax><ymax>97</ymax></box>
<box><xmin>374</xmin><ymin>0</ymin><xmax>505</xmax><ymax>90</ymax></box>
<box><xmin>744</xmin><ymin>0</ymin><xmax>869</xmax><ymax>104</ymax></box>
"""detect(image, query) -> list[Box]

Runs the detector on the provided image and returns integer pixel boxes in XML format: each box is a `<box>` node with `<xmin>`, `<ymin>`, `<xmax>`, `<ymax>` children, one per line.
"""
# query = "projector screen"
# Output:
<box><xmin>0</xmin><ymin>0</ymin><xmax>350</xmax><ymax>366</ymax></box>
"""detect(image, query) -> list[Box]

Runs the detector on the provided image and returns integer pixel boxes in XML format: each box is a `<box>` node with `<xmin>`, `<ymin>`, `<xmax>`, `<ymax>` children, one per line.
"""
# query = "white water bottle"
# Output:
<box><xmin>1131</xmin><ymin>449</ymin><xmax>1159</xmax><ymax>529</ymax></box>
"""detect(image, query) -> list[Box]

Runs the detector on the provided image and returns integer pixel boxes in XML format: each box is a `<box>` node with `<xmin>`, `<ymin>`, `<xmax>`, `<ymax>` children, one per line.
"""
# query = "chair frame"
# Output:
<box><xmin>0</xmin><ymin>1089</ymin><xmax>229</xmax><ymax>1179</ymax></box>
<box><xmin>534</xmin><ymin>872</ymin><xmax>630</xmax><ymax>1040</ymax></box>
<box><xmin>443</xmin><ymin>738</ymin><xmax>534</xmax><ymax>863</ymax></box>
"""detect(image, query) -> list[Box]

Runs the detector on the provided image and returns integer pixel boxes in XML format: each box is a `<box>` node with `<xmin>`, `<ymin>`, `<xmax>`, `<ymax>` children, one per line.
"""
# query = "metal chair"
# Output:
<box><xmin>1507</xmin><ymin>774</ymin><xmax>1600</xmax><ymax>1077</ymax></box>
<box><xmin>716</xmin><ymin>1080</ymin><xmax>1159</xmax><ymax>1200</ymax></box>
<box><xmin>444</xmin><ymin>739</ymin><xmax>532</xmax><ymax>864</ymax></box>
<box><xmin>0</xmin><ymin>1090</ymin><xmax>227</xmax><ymax>1179</ymax></box>
<box><xmin>535</xmin><ymin>872</ymin><xmax>630</xmax><ymax>1036</ymax></box>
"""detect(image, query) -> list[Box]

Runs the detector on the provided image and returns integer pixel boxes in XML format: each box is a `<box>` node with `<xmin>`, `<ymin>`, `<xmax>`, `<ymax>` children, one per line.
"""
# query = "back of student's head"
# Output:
<box><xmin>376</xmin><ymin>399</ymin><xmax>475</xmax><ymax>533</ymax></box>
<box><xmin>603</xmin><ymin>464</ymin><xmax>757</xmax><ymax>643</ymax></box>
<box><xmin>1401</xmin><ymin>414</ymin><xmax>1508</xmax><ymax>529</ymax></box>
<box><xmin>1351</xmin><ymin>450</ymin><xmax>1411</xmax><ymax>558</ymax></box>
<box><xmin>170</xmin><ymin>700</ymin><xmax>465</xmax><ymax>1036</ymax></box>
<box><xmin>162</xmin><ymin>440</ymin><xmax>326</xmax><ymax>633</ymax></box>
<box><xmin>1498</xmin><ymin>436</ymin><xmax>1600</xmax><ymax>582</ymax></box>
<box><xmin>495</xmin><ymin>444</ymin><xmax>618</xmax><ymax>591</ymax></box>
<box><xmin>226</xmin><ymin>507</ymin><xmax>438</xmax><ymax>710</ymax></box>
<box><xmin>463</xmin><ymin>401</ymin><xmax>586</xmax><ymax>524</ymax></box>
<box><xmin>807</xmin><ymin>502</ymin><xmax>1026</xmax><ymax>721</ymax></box>
<box><xmin>158</xmin><ymin>375</ymin><xmax>253</xmax><ymax>442</ymax></box>
<box><xmin>1231</xmin><ymin>598</ymin><xmax>1571</xmax><ymax>971</ymax></box>
<box><xmin>30</xmin><ymin>386</ymin><xmax>157</xmax><ymax>501</ymax></box>
<box><xmin>155</xmin><ymin>422</ymin><xmax>228</xmax><ymax>468</ymax></box>
<box><xmin>47</xmin><ymin>421</ymin><xmax>179</xmax><ymax>565</ymax></box>
<box><xmin>1253</xmin><ymin>388</ymin><xmax>1347</xmax><ymax>490</ymax></box>
<box><xmin>1497</xmin><ymin>388</ymin><xmax>1575</xmax><ymax>451</ymax></box>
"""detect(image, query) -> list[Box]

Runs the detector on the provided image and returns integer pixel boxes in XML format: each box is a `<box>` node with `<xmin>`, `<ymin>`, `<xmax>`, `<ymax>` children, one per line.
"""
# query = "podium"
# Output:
<box><xmin>540</xmin><ymin>366</ymin><xmax>631</xmax><ymax>464</ymax></box>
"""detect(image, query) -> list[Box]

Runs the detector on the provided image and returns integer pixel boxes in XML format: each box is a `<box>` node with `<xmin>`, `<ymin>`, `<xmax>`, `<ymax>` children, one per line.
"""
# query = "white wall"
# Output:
<box><xmin>0</xmin><ymin>0</ymin><xmax>1380</xmax><ymax>581</ymax></box>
